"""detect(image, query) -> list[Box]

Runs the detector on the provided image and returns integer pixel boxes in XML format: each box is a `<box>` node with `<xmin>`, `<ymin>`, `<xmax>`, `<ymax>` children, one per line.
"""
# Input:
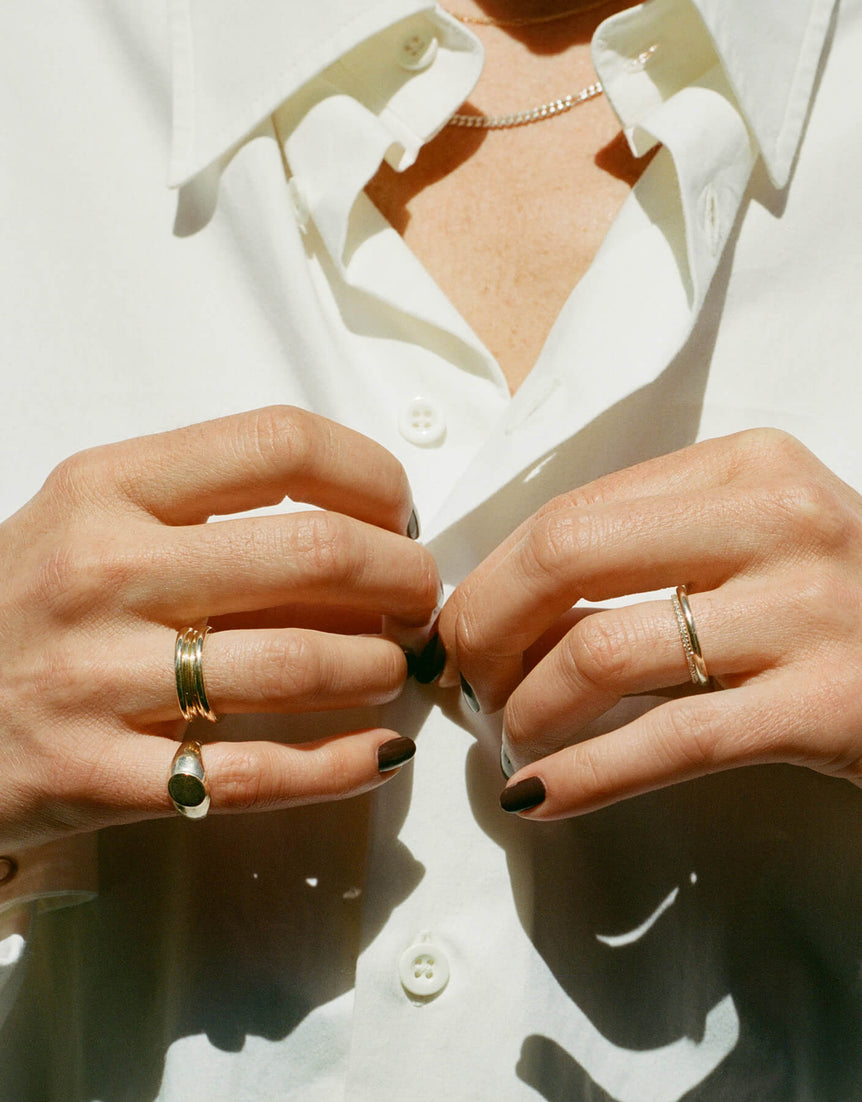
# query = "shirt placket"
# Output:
<box><xmin>343</xmin><ymin>17</ymin><xmax>761</xmax><ymax>1102</ymax></box>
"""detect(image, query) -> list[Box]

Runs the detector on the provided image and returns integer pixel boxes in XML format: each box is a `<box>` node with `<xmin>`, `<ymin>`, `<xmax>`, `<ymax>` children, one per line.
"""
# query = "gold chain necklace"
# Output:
<box><xmin>447</xmin><ymin>81</ymin><xmax>603</xmax><ymax>128</ymax></box>
<box><xmin>445</xmin><ymin>5</ymin><xmax>606</xmax><ymax>129</ymax></box>
<box><xmin>445</xmin><ymin>0</ymin><xmax>614</xmax><ymax>27</ymax></box>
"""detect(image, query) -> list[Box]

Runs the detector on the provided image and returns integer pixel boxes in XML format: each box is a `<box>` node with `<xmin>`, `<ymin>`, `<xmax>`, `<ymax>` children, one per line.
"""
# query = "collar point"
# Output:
<box><xmin>759</xmin><ymin>144</ymin><xmax>794</xmax><ymax>192</ymax></box>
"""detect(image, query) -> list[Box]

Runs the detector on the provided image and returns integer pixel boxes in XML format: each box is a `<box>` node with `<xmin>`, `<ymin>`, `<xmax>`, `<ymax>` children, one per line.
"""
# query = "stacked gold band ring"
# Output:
<box><xmin>175</xmin><ymin>627</ymin><xmax>217</xmax><ymax>723</ymax></box>
<box><xmin>168</xmin><ymin>740</ymin><xmax>210</xmax><ymax>819</ymax></box>
<box><xmin>671</xmin><ymin>585</ymin><xmax>711</xmax><ymax>687</ymax></box>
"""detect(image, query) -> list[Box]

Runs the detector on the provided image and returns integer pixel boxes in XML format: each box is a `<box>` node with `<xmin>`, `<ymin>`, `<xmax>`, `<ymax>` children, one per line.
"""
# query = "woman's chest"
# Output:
<box><xmin>367</xmin><ymin>112</ymin><xmax>649</xmax><ymax>392</ymax></box>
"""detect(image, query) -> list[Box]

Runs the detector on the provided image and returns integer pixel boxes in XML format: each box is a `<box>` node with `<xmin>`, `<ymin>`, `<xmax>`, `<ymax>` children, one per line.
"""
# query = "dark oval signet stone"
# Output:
<box><xmin>168</xmin><ymin>773</ymin><xmax>206</xmax><ymax>808</ymax></box>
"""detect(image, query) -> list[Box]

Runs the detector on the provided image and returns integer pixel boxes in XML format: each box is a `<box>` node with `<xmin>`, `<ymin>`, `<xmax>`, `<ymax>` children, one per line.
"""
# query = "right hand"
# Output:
<box><xmin>0</xmin><ymin>406</ymin><xmax>439</xmax><ymax>850</ymax></box>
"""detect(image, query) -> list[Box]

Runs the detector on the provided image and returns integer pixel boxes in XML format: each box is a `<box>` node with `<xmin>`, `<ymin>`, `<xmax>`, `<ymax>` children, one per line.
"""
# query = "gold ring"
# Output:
<box><xmin>175</xmin><ymin>627</ymin><xmax>217</xmax><ymax>722</ymax></box>
<box><xmin>670</xmin><ymin>585</ymin><xmax>710</xmax><ymax>687</ymax></box>
<box><xmin>168</xmin><ymin>740</ymin><xmax>210</xmax><ymax>819</ymax></box>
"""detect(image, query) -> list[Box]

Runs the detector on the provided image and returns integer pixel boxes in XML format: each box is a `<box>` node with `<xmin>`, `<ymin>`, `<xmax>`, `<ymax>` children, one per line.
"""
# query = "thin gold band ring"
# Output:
<box><xmin>671</xmin><ymin>585</ymin><xmax>711</xmax><ymax>687</ymax></box>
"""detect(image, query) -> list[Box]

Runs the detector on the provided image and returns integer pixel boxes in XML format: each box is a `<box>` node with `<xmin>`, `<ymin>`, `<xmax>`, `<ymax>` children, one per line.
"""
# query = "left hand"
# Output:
<box><xmin>437</xmin><ymin>429</ymin><xmax>862</xmax><ymax>818</ymax></box>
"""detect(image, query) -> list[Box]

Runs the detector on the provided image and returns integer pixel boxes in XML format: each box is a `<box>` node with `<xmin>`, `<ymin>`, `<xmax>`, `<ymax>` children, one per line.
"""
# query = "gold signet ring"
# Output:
<box><xmin>168</xmin><ymin>740</ymin><xmax>211</xmax><ymax>819</ymax></box>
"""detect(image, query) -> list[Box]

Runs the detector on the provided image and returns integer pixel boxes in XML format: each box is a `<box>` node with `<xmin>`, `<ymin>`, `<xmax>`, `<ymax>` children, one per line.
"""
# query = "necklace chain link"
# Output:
<box><xmin>445</xmin><ymin>5</ymin><xmax>607</xmax><ymax>129</ymax></box>
<box><xmin>447</xmin><ymin>80</ymin><xmax>603</xmax><ymax>128</ymax></box>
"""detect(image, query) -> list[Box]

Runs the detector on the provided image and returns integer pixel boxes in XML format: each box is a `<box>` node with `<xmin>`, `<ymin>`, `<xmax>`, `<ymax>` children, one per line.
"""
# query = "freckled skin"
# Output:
<box><xmin>366</xmin><ymin>0</ymin><xmax>649</xmax><ymax>394</ymax></box>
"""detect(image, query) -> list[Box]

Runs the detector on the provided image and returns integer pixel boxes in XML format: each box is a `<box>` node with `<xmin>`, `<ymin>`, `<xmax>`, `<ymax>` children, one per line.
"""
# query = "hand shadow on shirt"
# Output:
<box><xmin>453</xmin><ymin>474</ymin><xmax>862</xmax><ymax>1090</ymax></box>
<box><xmin>514</xmin><ymin>1027</ymin><xmax>830</xmax><ymax>1102</ymax></box>
<box><xmin>465</xmin><ymin>733</ymin><xmax>862</xmax><ymax>1102</ymax></box>
<box><xmin>434</xmin><ymin>177</ymin><xmax>862</xmax><ymax>1098</ymax></box>
<box><xmin>0</xmin><ymin>705</ymin><xmax>431</xmax><ymax>1102</ymax></box>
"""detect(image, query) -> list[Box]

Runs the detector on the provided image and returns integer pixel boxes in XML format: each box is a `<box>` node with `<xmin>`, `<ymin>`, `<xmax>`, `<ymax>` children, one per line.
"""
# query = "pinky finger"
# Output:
<box><xmin>203</xmin><ymin>728</ymin><xmax>417</xmax><ymax>812</ymax></box>
<box><xmin>101</xmin><ymin>727</ymin><xmax>417</xmax><ymax>823</ymax></box>
<box><xmin>500</xmin><ymin>683</ymin><xmax>796</xmax><ymax>819</ymax></box>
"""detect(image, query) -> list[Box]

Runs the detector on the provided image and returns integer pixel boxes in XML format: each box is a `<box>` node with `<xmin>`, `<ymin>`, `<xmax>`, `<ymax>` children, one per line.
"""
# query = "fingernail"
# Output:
<box><xmin>407</xmin><ymin>508</ymin><xmax>421</xmax><ymax>540</ymax></box>
<box><xmin>460</xmin><ymin>675</ymin><xmax>481</xmax><ymax>713</ymax></box>
<box><xmin>410</xmin><ymin>633</ymin><xmax>447</xmax><ymax>684</ymax></box>
<box><xmin>500</xmin><ymin>776</ymin><xmax>546</xmax><ymax>814</ymax></box>
<box><xmin>377</xmin><ymin>736</ymin><xmax>417</xmax><ymax>773</ymax></box>
<box><xmin>500</xmin><ymin>743</ymin><xmax>515</xmax><ymax>780</ymax></box>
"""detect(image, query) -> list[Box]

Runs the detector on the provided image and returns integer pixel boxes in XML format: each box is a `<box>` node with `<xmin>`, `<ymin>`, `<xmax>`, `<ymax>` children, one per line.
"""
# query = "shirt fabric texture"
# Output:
<box><xmin>1</xmin><ymin>0</ymin><xmax>861</xmax><ymax>1098</ymax></box>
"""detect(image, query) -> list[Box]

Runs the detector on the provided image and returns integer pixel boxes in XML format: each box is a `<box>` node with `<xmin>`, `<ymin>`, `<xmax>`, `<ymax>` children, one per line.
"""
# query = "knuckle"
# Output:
<box><xmin>761</xmin><ymin>473</ymin><xmax>851</xmax><ymax>550</ymax></box>
<box><xmin>525</xmin><ymin>510</ymin><xmax>609</xmax><ymax>598</ymax></box>
<box><xmin>220</xmin><ymin>740</ymin><xmax>361</xmax><ymax>806</ymax></box>
<box><xmin>529</xmin><ymin>511</ymin><xmax>581</xmax><ymax>576</ymax></box>
<box><xmin>502</xmin><ymin>696</ymin><xmax>523</xmax><ymax>745</ymax></box>
<box><xmin>315</xmin><ymin>743</ymin><xmax>356</xmax><ymax>800</ymax></box>
<box><xmin>246</xmin><ymin>405</ymin><xmax>315</xmax><ymax>475</ymax></box>
<box><xmin>452</xmin><ymin>594</ymin><xmax>526</xmax><ymax>678</ymax></box>
<box><xmin>43</xmin><ymin>444</ymin><xmax>151</xmax><ymax>518</ymax></box>
<box><xmin>44</xmin><ymin>449</ymin><xmax>104</xmax><ymax>506</ymax></box>
<box><xmin>796</xmin><ymin>482</ymin><xmax>851</xmax><ymax>549</ymax></box>
<box><xmin>786</xmin><ymin>565</ymin><xmax>843</xmax><ymax>621</ymax></box>
<box><xmin>378</xmin><ymin>644</ymin><xmax>407</xmax><ymax>695</ymax></box>
<box><xmin>28</xmin><ymin>645</ymin><xmax>79</xmax><ymax>709</ymax></box>
<box><xmin>502</xmin><ymin>694</ymin><xmax>533</xmax><ymax>753</ymax></box>
<box><xmin>573</xmin><ymin>739</ymin><xmax>618</xmax><ymax>807</ymax></box>
<box><xmin>256</xmin><ymin>632</ymin><xmax>324</xmax><ymax>704</ymax></box>
<box><xmin>453</xmin><ymin>603</ymin><xmax>486</xmax><ymax>665</ymax></box>
<box><xmin>33</xmin><ymin>544</ymin><xmax>99</xmax><ymax>615</ymax></box>
<box><xmin>400</xmin><ymin>543</ymin><xmax>439</xmax><ymax>614</ymax></box>
<box><xmin>291</xmin><ymin>511</ymin><xmax>351</xmax><ymax>583</ymax></box>
<box><xmin>215</xmin><ymin>747</ymin><xmax>271</xmax><ymax>810</ymax></box>
<box><xmin>33</xmin><ymin>540</ymin><xmax>133</xmax><ymax>620</ymax></box>
<box><xmin>531</xmin><ymin>492</ymin><xmax>577</xmax><ymax>525</ymax></box>
<box><xmin>736</xmin><ymin>426</ymin><xmax>807</xmax><ymax>471</ymax></box>
<box><xmin>32</xmin><ymin>544</ymin><xmax>82</xmax><ymax>606</ymax></box>
<box><xmin>779</xmin><ymin>473</ymin><xmax>830</xmax><ymax>518</ymax></box>
<box><xmin>656</xmin><ymin>698</ymin><xmax>724</xmax><ymax>773</ymax></box>
<box><xmin>566</xmin><ymin>615</ymin><xmax>631</xmax><ymax>689</ymax></box>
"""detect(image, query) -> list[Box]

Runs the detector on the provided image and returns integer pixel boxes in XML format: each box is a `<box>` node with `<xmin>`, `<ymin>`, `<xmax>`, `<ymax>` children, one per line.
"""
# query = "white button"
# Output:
<box><xmin>399</xmin><ymin>936</ymin><xmax>450</xmax><ymax>998</ymax></box>
<box><xmin>287</xmin><ymin>177</ymin><xmax>310</xmax><ymax>231</ymax></box>
<box><xmin>399</xmin><ymin>396</ymin><xmax>446</xmax><ymax>447</ymax></box>
<box><xmin>397</xmin><ymin>29</ymin><xmax>438</xmax><ymax>72</ymax></box>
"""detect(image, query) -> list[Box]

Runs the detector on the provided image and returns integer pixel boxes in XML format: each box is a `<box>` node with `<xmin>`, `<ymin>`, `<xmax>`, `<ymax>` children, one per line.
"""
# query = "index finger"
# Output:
<box><xmin>75</xmin><ymin>406</ymin><xmax>418</xmax><ymax>535</ymax></box>
<box><xmin>437</xmin><ymin>428</ymin><xmax>800</xmax><ymax>687</ymax></box>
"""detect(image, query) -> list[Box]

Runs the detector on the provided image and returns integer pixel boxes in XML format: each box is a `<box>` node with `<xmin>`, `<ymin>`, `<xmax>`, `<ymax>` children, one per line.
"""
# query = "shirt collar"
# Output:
<box><xmin>699</xmin><ymin>0</ymin><xmax>837</xmax><ymax>187</ymax></box>
<box><xmin>169</xmin><ymin>0</ymin><xmax>837</xmax><ymax>191</ymax></box>
<box><xmin>595</xmin><ymin>0</ymin><xmax>837</xmax><ymax>188</ymax></box>
<box><xmin>168</xmin><ymin>0</ymin><xmax>438</xmax><ymax>187</ymax></box>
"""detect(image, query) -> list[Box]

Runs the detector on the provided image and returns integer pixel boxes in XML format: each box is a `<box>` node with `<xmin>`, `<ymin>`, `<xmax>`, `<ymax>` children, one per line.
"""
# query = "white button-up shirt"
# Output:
<box><xmin>1</xmin><ymin>0</ymin><xmax>862</xmax><ymax>1097</ymax></box>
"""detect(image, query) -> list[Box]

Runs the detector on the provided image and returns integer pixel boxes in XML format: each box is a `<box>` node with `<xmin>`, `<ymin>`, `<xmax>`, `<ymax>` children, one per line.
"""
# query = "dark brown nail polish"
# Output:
<box><xmin>411</xmin><ymin>633</ymin><xmax>447</xmax><ymax>684</ymax></box>
<box><xmin>460</xmin><ymin>675</ymin><xmax>481</xmax><ymax>713</ymax></box>
<box><xmin>0</xmin><ymin>856</ymin><xmax>18</xmax><ymax>886</ymax></box>
<box><xmin>407</xmin><ymin>508</ymin><xmax>420</xmax><ymax>540</ymax></box>
<box><xmin>377</xmin><ymin>736</ymin><xmax>417</xmax><ymax>773</ymax></box>
<box><xmin>500</xmin><ymin>776</ymin><xmax>546</xmax><ymax>814</ymax></box>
